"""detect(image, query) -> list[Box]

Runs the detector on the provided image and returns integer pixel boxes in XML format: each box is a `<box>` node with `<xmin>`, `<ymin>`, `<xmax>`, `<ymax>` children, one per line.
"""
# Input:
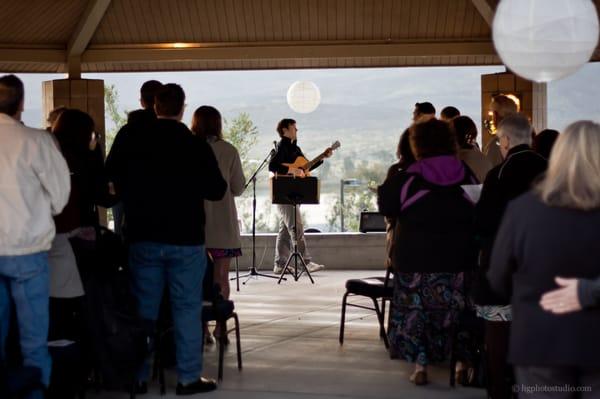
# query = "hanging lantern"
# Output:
<box><xmin>493</xmin><ymin>0</ymin><xmax>599</xmax><ymax>82</ymax></box>
<box><xmin>286</xmin><ymin>81</ymin><xmax>321</xmax><ymax>113</ymax></box>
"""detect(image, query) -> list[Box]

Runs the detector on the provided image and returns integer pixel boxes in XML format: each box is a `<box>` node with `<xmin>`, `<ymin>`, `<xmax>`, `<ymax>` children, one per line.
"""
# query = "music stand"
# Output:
<box><xmin>271</xmin><ymin>176</ymin><xmax>319</xmax><ymax>284</ymax></box>
<box><xmin>230</xmin><ymin>148</ymin><xmax>283</xmax><ymax>289</ymax></box>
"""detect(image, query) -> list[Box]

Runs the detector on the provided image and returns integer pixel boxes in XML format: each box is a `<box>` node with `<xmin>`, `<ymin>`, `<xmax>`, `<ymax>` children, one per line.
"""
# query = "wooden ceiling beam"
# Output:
<box><xmin>82</xmin><ymin>40</ymin><xmax>498</xmax><ymax>64</ymax></box>
<box><xmin>0</xmin><ymin>48</ymin><xmax>65</xmax><ymax>64</ymax></box>
<box><xmin>471</xmin><ymin>0</ymin><xmax>495</xmax><ymax>27</ymax></box>
<box><xmin>66</xmin><ymin>0</ymin><xmax>112</xmax><ymax>78</ymax></box>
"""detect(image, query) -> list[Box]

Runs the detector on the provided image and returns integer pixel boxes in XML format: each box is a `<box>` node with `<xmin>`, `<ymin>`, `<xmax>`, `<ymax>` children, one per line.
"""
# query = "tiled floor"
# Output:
<box><xmin>90</xmin><ymin>270</ymin><xmax>485</xmax><ymax>398</ymax></box>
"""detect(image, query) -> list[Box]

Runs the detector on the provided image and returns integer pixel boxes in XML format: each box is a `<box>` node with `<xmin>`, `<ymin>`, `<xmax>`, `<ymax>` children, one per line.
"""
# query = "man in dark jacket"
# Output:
<box><xmin>268</xmin><ymin>118</ymin><xmax>331</xmax><ymax>275</ymax></box>
<box><xmin>106</xmin><ymin>83</ymin><xmax>226</xmax><ymax>395</ymax></box>
<box><xmin>475</xmin><ymin>113</ymin><xmax>547</xmax><ymax>399</ymax></box>
<box><xmin>106</xmin><ymin>80</ymin><xmax>162</xmax><ymax>236</ymax></box>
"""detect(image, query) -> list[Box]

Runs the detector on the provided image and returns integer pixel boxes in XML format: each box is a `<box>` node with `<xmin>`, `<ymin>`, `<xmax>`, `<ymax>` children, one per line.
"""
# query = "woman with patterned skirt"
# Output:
<box><xmin>378</xmin><ymin>119</ymin><xmax>478</xmax><ymax>385</ymax></box>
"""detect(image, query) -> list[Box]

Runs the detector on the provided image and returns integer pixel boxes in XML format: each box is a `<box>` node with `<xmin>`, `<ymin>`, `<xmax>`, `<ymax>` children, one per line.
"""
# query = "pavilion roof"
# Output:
<box><xmin>0</xmin><ymin>0</ymin><xmax>598</xmax><ymax>74</ymax></box>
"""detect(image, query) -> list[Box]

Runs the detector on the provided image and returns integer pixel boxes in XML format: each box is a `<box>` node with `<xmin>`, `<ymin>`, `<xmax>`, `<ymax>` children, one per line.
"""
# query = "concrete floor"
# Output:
<box><xmin>90</xmin><ymin>270</ymin><xmax>486</xmax><ymax>399</ymax></box>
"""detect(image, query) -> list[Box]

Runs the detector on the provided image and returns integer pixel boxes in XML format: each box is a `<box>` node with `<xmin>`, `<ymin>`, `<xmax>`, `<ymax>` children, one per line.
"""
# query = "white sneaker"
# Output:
<box><xmin>305</xmin><ymin>262</ymin><xmax>325</xmax><ymax>273</ymax></box>
<box><xmin>273</xmin><ymin>265</ymin><xmax>284</xmax><ymax>274</ymax></box>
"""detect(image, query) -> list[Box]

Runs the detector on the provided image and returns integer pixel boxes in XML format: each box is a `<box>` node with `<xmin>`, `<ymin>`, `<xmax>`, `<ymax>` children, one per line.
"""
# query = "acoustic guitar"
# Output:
<box><xmin>282</xmin><ymin>140</ymin><xmax>340</xmax><ymax>177</ymax></box>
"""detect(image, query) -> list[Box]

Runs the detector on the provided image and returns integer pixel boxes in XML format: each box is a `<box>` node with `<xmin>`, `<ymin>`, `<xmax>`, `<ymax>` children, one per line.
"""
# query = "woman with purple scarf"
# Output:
<box><xmin>378</xmin><ymin>119</ymin><xmax>478</xmax><ymax>385</ymax></box>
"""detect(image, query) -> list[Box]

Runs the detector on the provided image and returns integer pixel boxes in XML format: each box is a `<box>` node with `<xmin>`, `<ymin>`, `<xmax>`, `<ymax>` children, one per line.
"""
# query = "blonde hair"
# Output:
<box><xmin>536</xmin><ymin>121</ymin><xmax>600</xmax><ymax>210</ymax></box>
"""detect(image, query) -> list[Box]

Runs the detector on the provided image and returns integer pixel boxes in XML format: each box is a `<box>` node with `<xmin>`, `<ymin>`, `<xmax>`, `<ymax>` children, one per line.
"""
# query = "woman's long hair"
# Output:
<box><xmin>190</xmin><ymin>105</ymin><xmax>223</xmax><ymax>139</ymax></box>
<box><xmin>52</xmin><ymin>109</ymin><xmax>95</xmax><ymax>172</ymax></box>
<box><xmin>536</xmin><ymin>121</ymin><xmax>600</xmax><ymax>210</ymax></box>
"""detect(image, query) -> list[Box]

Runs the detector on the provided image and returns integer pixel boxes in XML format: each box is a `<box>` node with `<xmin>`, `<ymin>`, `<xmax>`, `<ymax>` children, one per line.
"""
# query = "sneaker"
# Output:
<box><xmin>273</xmin><ymin>265</ymin><xmax>284</xmax><ymax>274</ymax></box>
<box><xmin>305</xmin><ymin>262</ymin><xmax>325</xmax><ymax>273</ymax></box>
<box><xmin>176</xmin><ymin>377</ymin><xmax>217</xmax><ymax>395</ymax></box>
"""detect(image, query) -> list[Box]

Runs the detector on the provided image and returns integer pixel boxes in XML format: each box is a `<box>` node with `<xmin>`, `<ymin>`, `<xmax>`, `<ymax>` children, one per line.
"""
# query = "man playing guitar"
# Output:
<box><xmin>268</xmin><ymin>118</ymin><xmax>333</xmax><ymax>274</ymax></box>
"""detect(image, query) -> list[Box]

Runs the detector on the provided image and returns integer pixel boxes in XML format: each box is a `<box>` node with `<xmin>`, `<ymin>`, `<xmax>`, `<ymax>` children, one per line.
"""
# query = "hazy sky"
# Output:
<box><xmin>8</xmin><ymin>63</ymin><xmax>600</xmax><ymax>149</ymax></box>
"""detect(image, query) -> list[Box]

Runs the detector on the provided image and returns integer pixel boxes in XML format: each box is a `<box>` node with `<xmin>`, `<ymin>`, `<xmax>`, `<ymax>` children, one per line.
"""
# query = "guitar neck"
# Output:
<box><xmin>304</xmin><ymin>151</ymin><xmax>328</xmax><ymax>170</ymax></box>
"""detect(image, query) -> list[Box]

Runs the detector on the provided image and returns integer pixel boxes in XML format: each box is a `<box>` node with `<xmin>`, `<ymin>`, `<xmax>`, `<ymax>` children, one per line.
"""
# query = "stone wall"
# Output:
<box><xmin>234</xmin><ymin>232</ymin><xmax>387</xmax><ymax>271</ymax></box>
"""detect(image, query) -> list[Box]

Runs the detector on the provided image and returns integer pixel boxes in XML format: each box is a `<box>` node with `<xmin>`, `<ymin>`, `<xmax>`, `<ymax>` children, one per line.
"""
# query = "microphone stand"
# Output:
<box><xmin>230</xmin><ymin>147</ymin><xmax>284</xmax><ymax>289</ymax></box>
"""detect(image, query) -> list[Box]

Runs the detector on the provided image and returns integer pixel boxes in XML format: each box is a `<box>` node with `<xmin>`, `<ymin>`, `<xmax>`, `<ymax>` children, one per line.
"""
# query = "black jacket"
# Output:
<box><xmin>473</xmin><ymin>144</ymin><xmax>547</xmax><ymax>305</ymax></box>
<box><xmin>488</xmin><ymin>192</ymin><xmax>600</xmax><ymax>367</ymax></box>
<box><xmin>105</xmin><ymin>118</ymin><xmax>227</xmax><ymax>245</ymax></box>
<box><xmin>268</xmin><ymin>136</ymin><xmax>322</xmax><ymax>175</ymax></box>
<box><xmin>378</xmin><ymin>156</ymin><xmax>478</xmax><ymax>273</ymax></box>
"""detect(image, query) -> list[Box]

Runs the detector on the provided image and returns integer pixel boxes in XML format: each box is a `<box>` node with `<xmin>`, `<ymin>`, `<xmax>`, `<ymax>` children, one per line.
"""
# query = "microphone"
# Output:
<box><xmin>270</xmin><ymin>141</ymin><xmax>278</xmax><ymax>156</ymax></box>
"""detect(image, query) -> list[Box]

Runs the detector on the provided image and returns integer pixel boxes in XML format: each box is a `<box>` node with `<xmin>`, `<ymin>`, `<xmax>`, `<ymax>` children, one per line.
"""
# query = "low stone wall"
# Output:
<box><xmin>234</xmin><ymin>232</ymin><xmax>387</xmax><ymax>271</ymax></box>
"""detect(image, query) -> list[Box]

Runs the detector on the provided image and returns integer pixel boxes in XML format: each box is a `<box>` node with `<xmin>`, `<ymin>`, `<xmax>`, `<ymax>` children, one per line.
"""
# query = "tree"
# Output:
<box><xmin>223</xmin><ymin>112</ymin><xmax>259</xmax><ymax>181</ymax></box>
<box><xmin>104</xmin><ymin>84</ymin><xmax>128</xmax><ymax>151</ymax></box>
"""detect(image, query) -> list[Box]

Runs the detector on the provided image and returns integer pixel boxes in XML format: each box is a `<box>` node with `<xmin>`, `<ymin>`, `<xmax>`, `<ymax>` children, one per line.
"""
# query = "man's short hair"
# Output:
<box><xmin>154</xmin><ymin>83</ymin><xmax>185</xmax><ymax>117</ymax></box>
<box><xmin>276</xmin><ymin>118</ymin><xmax>296</xmax><ymax>138</ymax></box>
<box><xmin>440</xmin><ymin>106</ymin><xmax>460</xmax><ymax>120</ymax></box>
<box><xmin>140</xmin><ymin>80</ymin><xmax>163</xmax><ymax>109</ymax></box>
<box><xmin>414</xmin><ymin>102</ymin><xmax>436</xmax><ymax>116</ymax></box>
<box><xmin>0</xmin><ymin>75</ymin><xmax>24</xmax><ymax>116</ymax></box>
<box><xmin>409</xmin><ymin>118</ymin><xmax>458</xmax><ymax>159</ymax></box>
<box><xmin>497</xmin><ymin>113</ymin><xmax>532</xmax><ymax>147</ymax></box>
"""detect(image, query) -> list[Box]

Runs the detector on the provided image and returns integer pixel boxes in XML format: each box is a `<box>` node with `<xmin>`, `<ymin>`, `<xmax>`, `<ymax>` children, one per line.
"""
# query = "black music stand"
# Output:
<box><xmin>271</xmin><ymin>176</ymin><xmax>319</xmax><ymax>284</ymax></box>
<box><xmin>230</xmin><ymin>148</ymin><xmax>283</xmax><ymax>289</ymax></box>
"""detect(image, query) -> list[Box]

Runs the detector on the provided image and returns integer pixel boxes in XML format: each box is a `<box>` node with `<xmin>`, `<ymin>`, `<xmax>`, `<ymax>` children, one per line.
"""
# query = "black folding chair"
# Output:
<box><xmin>339</xmin><ymin>267</ymin><xmax>393</xmax><ymax>348</ymax></box>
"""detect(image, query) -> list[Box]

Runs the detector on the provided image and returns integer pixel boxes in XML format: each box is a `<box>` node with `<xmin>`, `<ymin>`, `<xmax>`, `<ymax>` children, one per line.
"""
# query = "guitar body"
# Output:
<box><xmin>282</xmin><ymin>156</ymin><xmax>312</xmax><ymax>176</ymax></box>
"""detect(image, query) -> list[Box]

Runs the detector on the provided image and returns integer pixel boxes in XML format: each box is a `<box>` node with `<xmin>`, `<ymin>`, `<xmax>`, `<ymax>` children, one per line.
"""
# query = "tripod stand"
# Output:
<box><xmin>271</xmin><ymin>175</ymin><xmax>320</xmax><ymax>284</ymax></box>
<box><xmin>277</xmin><ymin>198</ymin><xmax>314</xmax><ymax>284</ymax></box>
<box><xmin>230</xmin><ymin>148</ymin><xmax>284</xmax><ymax>288</ymax></box>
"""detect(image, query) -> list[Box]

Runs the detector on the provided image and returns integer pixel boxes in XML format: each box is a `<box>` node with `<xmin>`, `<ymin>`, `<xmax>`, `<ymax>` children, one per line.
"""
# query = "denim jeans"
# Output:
<box><xmin>129</xmin><ymin>242</ymin><xmax>206</xmax><ymax>385</ymax></box>
<box><xmin>0</xmin><ymin>252</ymin><xmax>52</xmax><ymax>394</ymax></box>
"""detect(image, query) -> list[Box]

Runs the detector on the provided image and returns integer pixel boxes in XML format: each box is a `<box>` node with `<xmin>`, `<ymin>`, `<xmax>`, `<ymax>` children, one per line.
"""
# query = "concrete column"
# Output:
<box><xmin>42</xmin><ymin>78</ymin><xmax>108</xmax><ymax>226</ymax></box>
<box><xmin>481</xmin><ymin>72</ymin><xmax>548</xmax><ymax>148</ymax></box>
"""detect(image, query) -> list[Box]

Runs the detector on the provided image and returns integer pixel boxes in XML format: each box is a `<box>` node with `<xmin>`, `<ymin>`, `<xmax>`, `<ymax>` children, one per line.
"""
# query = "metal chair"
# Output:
<box><xmin>339</xmin><ymin>267</ymin><xmax>393</xmax><ymax>348</ymax></box>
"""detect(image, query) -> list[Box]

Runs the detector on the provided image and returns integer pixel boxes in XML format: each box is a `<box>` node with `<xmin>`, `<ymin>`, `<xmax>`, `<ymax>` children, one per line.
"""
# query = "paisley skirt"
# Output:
<box><xmin>388</xmin><ymin>272</ymin><xmax>467</xmax><ymax>366</ymax></box>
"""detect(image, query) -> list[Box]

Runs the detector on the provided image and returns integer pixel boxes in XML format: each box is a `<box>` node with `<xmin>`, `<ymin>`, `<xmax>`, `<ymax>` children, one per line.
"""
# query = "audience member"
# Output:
<box><xmin>475</xmin><ymin>113</ymin><xmax>547</xmax><ymax>399</ymax></box>
<box><xmin>532</xmin><ymin>128</ymin><xmax>559</xmax><ymax>160</ymax></box>
<box><xmin>378</xmin><ymin>119</ymin><xmax>477</xmax><ymax>386</ymax></box>
<box><xmin>488</xmin><ymin>120</ymin><xmax>600</xmax><ymax>398</ymax></box>
<box><xmin>440</xmin><ymin>106</ymin><xmax>460</xmax><ymax>121</ymax></box>
<box><xmin>450</xmin><ymin>115</ymin><xmax>493</xmax><ymax>183</ymax></box>
<box><xmin>46</xmin><ymin>106</ymin><xmax>67</xmax><ymax>132</ymax></box>
<box><xmin>106</xmin><ymin>80</ymin><xmax>163</xmax><ymax>236</ymax></box>
<box><xmin>378</xmin><ymin>129</ymin><xmax>416</xmax><ymax>270</ymax></box>
<box><xmin>49</xmin><ymin>109</ymin><xmax>115</xmax><ymax>335</ymax></box>
<box><xmin>191</xmin><ymin>105</ymin><xmax>245</xmax><ymax>343</ymax></box>
<box><xmin>105</xmin><ymin>83</ymin><xmax>226</xmax><ymax>394</ymax></box>
<box><xmin>0</xmin><ymin>74</ymin><xmax>71</xmax><ymax>398</ymax></box>
<box><xmin>412</xmin><ymin>102</ymin><xmax>436</xmax><ymax>123</ymax></box>
<box><xmin>484</xmin><ymin>95</ymin><xmax>518</xmax><ymax>167</ymax></box>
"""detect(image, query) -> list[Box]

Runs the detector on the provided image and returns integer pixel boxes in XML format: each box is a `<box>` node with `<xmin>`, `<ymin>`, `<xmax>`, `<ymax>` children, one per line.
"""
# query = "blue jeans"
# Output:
<box><xmin>129</xmin><ymin>242</ymin><xmax>206</xmax><ymax>385</ymax></box>
<box><xmin>0</xmin><ymin>252</ymin><xmax>52</xmax><ymax>394</ymax></box>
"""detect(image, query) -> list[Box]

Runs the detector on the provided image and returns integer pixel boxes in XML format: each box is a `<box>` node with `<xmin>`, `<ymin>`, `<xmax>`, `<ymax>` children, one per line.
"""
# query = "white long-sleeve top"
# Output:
<box><xmin>0</xmin><ymin>113</ymin><xmax>70</xmax><ymax>256</ymax></box>
<box><xmin>204</xmin><ymin>137</ymin><xmax>245</xmax><ymax>249</ymax></box>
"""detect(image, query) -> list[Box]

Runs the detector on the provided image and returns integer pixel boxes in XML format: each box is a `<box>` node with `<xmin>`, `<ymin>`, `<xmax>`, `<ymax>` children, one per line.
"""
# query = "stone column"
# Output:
<box><xmin>481</xmin><ymin>72</ymin><xmax>548</xmax><ymax>149</ymax></box>
<box><xmin>42</xmin><ymin>78</ymin><xmax>108</xmax><ymax>226</ymax></box>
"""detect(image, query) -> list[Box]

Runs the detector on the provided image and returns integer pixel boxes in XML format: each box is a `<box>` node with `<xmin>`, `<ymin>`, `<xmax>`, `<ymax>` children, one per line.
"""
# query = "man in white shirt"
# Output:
<box><xmin>0</xmin><ymin>75</ymin><xmax>70</xmax><ymax>397</ymax></box>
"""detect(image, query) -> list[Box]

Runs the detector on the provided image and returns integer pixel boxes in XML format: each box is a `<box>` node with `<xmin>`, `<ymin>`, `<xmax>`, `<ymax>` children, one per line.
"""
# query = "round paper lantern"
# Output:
<box><xmin>493</xmin><ymin>0</ymin><xmax>599</xmax><ymax>82</ymax></box>
<box><xmin>286</xmin><ymin>81</ymin><xmax>321</xmax><ymax>113</ymax></box>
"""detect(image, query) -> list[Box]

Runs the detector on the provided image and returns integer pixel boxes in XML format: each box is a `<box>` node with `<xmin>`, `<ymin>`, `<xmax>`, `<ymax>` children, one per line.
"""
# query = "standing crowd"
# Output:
<box><xmin>1</xmin><ymin>72</ymin><xmax>599</xmax><ymax>399</ymax></box>
<box><xmin>379</xmin><ymin>99</ymin><xmax>600</xmax><ymax>398</ymax></box>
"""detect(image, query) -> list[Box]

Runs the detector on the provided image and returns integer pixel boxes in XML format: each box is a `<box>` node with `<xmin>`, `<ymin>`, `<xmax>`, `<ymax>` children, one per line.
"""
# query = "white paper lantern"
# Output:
<box><xmin>286</xmin><ymin>81</ymin><xmax>321</xmax><ymax>113</ymax></box>
<box><xmin>493</xmin><ymin>0</ymin><xmax>599</xmax><ymax>82</ymax></box>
